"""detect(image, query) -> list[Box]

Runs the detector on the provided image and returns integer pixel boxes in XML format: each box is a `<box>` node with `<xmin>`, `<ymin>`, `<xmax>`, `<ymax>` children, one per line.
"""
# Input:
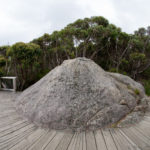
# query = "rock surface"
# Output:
<box><xmin>15</xmin><ymin>57</ymin><xmax>149</xmax><ymax>131</ymax></box>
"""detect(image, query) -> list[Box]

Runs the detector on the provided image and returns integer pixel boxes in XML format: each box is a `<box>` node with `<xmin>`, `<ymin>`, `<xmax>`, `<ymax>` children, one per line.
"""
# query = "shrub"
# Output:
<box><xmin>0</xmin><ymin>55</ymin><xmax>6</xmax><ymax>67</ymax></box>
<box><xmin>143</xmin><ymin>80</ymin><xmax>150</xmax><ymax>96</ymax></box>
<box><xmin>134</xmin><ymin>88</ymin><xmax>140</xmax><ymax>95</ymax></box>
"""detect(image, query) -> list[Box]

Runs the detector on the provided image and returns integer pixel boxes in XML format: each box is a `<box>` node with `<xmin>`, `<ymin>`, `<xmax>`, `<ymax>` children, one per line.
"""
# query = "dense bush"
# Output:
<box><xmin>6</xmin><ymin>42</ymin><xmax>42</xmax><ymax>90</ymax></box>
<box><xmin>143</xmin><ymin>80</ymin><xmax>150</xmax><ymax>96</ymax></box>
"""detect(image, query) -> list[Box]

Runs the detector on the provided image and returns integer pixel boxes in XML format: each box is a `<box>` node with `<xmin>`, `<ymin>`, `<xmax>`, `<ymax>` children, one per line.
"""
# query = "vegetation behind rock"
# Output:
<box><xmin>0</xmin><ymin>16</ymin><xmax>150</xmax><ymax>92</ymax></box>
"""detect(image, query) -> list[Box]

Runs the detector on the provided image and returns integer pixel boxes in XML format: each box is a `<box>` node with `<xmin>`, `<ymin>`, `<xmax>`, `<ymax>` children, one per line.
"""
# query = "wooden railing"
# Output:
<box><xmin>0</xmin><ymin>77</ymin><xmax>17</xmax><ymax>92</ymax></box>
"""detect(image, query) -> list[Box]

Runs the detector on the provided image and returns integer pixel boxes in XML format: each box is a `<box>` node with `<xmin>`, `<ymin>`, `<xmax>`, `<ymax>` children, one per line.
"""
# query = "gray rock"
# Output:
<box><xmin>117</xmin><ymin>111</ymin><xmax>145</xmax><ymax>127</ymax></box>
<box><xmin>15</xmin><ymin>57</ymin><xmax>149</xmax><ymax>131</ymax></box>
<box><xmin>120</xmin><ymin>99</ymin><xmax>128</xmax><ymax>105</ymax></box>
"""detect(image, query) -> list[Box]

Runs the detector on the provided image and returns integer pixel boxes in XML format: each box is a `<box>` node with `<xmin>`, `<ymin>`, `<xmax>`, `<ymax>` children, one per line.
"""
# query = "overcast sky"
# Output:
<box><xmin>0</xmin><ymin>0</ymin><xmax>150</xmax><ymax>46</ymax></box>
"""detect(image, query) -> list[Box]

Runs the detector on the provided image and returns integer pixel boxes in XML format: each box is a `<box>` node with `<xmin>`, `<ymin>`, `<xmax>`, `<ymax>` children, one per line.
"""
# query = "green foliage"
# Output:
<box><xmin>121</xmin><ymin>59</ymin><xmax>129</xmax><ymax>65</ymax></box>
<box><xmin>109</xmin><ymin>68</ymin><xmax>118</xmax><ymax>73</ymax></box>
<box><xmin>143</xmin><ymin>80</ymin><xmax>150</xmax><ymax>96</ymax></box>
<box><xmin>119</xmin><ymin>71</ymin><xmax>127</xmax><ymax>75</ymax></box>
<box><xmin>1</xmin><ymin>16</ymin><xmax>150</xmax><ymax>90</ymax></box>
<box><xmin>127</xmin><ymin>85</ymin><xmax>132</xmax><ymax>90</ymax></box>
<box><xmin>91</xmin><ymin>16</ymin><xmax>109</xmax><ymax>27</ymax></box>
<box><xmin>0</xmin><ymin>45</ymin><xmax>9</xmax><ymax>56</ymax></box>
<box><xmin>130</xmin><ymin>52</ymin><xmax>146</xmax><ymax>61</ymax></box>
<box><xmin>0</xmin><ymin>68</ymin><xmax>4</xmax><ymax>77</ymax></box>
<box><xmin>36</xmin><ymin>69</ymin><xmax>50</xmax><ymax>80</ymax></box>
<box><xmin>7</xmin><ymin>42</ymin><xmax>42</xmax><ymax>90</ymax></box>
<box><xmin>134</xmin><ymin>88</ymin><xmax>140</xmax><ymax>95</ymax></box>
<box><xmin>7</xmin><ymin>42</ymin><xmax>41</xmax><ymax>62</ymax></box>
<box><xmin>0</xmin><ymin>55</ymin><xmax>6</xmax><ymax>67</ymax></box>
<box><xmin>142</xmin><ymin>67</ymin><xmax>150</xmax><ymax>78</ymax></box>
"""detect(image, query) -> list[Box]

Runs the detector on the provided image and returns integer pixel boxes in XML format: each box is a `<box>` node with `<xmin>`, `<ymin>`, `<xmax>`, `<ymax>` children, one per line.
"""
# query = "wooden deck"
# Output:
<box><xmin>0</xmin><ymin>91</ymin><xmax>150</xmax><ymax>150</ymax></box>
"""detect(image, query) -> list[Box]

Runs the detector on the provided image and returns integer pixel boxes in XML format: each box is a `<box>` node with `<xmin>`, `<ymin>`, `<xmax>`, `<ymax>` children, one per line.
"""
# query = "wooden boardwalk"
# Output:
<box><xmin>0</xmin><ymin>91</ymin><xmax>150</xmax><ymax>150</ymax></box>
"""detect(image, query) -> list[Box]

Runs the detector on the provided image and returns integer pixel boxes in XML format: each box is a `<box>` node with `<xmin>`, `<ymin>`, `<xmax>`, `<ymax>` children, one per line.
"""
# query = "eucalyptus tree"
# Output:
<box><xmin>7</xmin><ymin>42</ymin><xmax>42</xmax><ymax>90</ymax></box>
<box><xmin>24</xmin><ymin>16</ymin><xmax>150</xmax><ymax>91</ymax></box>
<box><xmin>0</xmin><ymin>55</ymin><xmax>6</xmax><ymax>76</ymax></box>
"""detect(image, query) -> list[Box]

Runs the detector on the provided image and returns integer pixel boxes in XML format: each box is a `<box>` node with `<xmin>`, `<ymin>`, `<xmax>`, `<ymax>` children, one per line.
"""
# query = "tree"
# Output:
<box><xmin>7</xmin><ymin>42</ymin><xmax>42</xmax><ymax>90</ymax></box>
<box><xmin>0</xmin><ymin>55</ymin><xmax>6</xmax><ymax>76</ymax></box>
<box><xmin>0</xmin><ymin>16</ymin><xmax>150</xmax><ymax>92</ymax></box>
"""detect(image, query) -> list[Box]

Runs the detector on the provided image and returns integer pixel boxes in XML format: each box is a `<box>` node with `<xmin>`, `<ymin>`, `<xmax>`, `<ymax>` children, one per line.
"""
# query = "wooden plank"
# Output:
<box><xmin>0</xmin><ymin>124</ymin><xmax>35</xmax><ymax>143</ymax></box>
<box><xmin>0</xmin><ymin>107</ymin><xmax>13</xmax><ymax>110</ymax></box>
<box><xmin>121</xmin><ymin>127</ymin><xmax>150</xmax><ymax>149</ymax></box>
<box><xmin>74</xmin><ymin>132</ymin><xmax>82</xmax><ymax>150</ymax></box>
<box><xmin>134</xmin><ymin>123</ymin><xmax>150</xmax><ymax>139</ymax></box>
<box><xmin>28</xmin><ymin>130</ymin><xmax>56</xmax><ymax>150</ymax></box>
<box><xmin>143</xmin><ymin>116</ymin><xmax>150</xmax><ymax>124</ymax></box>
<box><xmin>67</xmin><ymin>133</ymin><xmax>78</xmax><ymax>150</ymax></box>
<box><xmin>0</xmin><ymin>126</ymin><xmax>35</xmax><ymax>145</ymax></box>
<box><xmin>0</xmin><ymin>112</ymin><xmax>18</xmax><ymax>118</ymax></box>
<box><xmin>102</xmin><ymin>129</ymin><xmax>118</xmax><ymax>150</ymax></box>
<box><xmin>130</xmin><ymin>127</ymin><xmax>150</xmax><ymax>144</ymax></box>
<box><xmin>111</xmin><ymin>128</ymin><xmax>140</xmax><ymax>150</ymax></box>
<box><xmin>44</xmin><ymin>131</ymin><xmax>65</xmax><ymax>150</ymax></box>
<box><xmin>119</xmin><ymin>129</ymin><xmax>142</xmax><ymax>150</ymax></box>
<box><xmin>78</xmin><ymin>132</ymin><xmax>84</xmax><ymax>150</ymax></box>
<box><xmin>86</xmin><ymin>131</ymin><xmax>97</xmax><ymax>150</ymax></box>
<box><xmin>9</xmin><ymin>128</ymin><xmax>46</xmax><ymax>150</ymax></box>
<box><xmin>0</xmin><ymin>114</ymin><xmax>19</xmax><ymax>120</ymax></box>
<box><xmin>0</xmin><ymin>117</ymin><xmax>21</xmax><ymax>128</ymax></box>
<box><xmin>110</xmin><ymin>129</ymin><xmax>125</xmax><ymax>150</ymax></box>
<box><xmin>0</xmin><ymin>122</ymin><xmax>29</xmax><ymax>138</ymax></box>
<box><xmin>82</xmin><ymin>132</ymin><xmax>86</xmax><ymax>150</ymax></box>
<box><xmin>139</xmin><ymin>120</ymin><xmax>150</xmax><ymax>128</ymax></box>
<box><xmin>94</xmin><ymin>130</ymin><xmax>107</xmax><ymax>150</ymax></box>
<box><xmin>0</xmin><ymin>107</ymin><xmax>15</xmax><ymax>111</ymax></box>
<box><xmin>55</xmin><ymin>132</ymin><xmax>73</xmax><ymax>150</ymax></box>
<box><xmin>37</xmin><ymin>130</ymin><xmax>57</xmax><ymax>150</ymax></box>
<box><xmin>1</xmin><ymin>91</ymin><xmax>150</xmax><ymax>150</ymax></box>
<box><xmin>0</xmin><ymin>118</ymin><xmax>22</xmax><ymax>127</ymax></box>
<box><xmin>0</xmin><ymin>126</ymin><xmax>36</xmax><ymax>150</ymax></box>
<box><xmin>0</xmin><ymin>112</ymin><xmax>19</xmax><ymax>118</ymax></box>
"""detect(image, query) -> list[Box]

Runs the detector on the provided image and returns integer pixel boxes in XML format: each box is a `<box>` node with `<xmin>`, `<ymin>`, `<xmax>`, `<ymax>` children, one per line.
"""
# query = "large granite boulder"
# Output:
<box><xmin>15</xmin><ymin>58</ymin><xmax>149</xmax><ymax>131</ymax></box>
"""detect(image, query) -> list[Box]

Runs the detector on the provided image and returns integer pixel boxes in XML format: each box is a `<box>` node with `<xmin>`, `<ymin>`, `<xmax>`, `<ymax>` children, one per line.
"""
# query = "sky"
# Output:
<box><xmin>0</xmin><ymin>0</ymin><xmax>150</xmax><ymax>46</ymax></box>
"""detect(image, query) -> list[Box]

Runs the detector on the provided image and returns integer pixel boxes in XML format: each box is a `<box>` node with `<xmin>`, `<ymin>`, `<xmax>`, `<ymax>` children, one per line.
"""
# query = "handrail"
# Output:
<box><xmin>0</xmin><ymin>76</ymin><xmax>17</xmax><ymax>92</ymax></box>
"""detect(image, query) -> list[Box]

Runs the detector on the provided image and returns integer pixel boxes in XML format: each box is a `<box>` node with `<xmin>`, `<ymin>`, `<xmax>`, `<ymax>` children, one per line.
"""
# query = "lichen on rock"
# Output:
<box><xmin>15</xmin><ymin>57</ymin><xmax>149</xmax><ymax>131</ymax></box>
